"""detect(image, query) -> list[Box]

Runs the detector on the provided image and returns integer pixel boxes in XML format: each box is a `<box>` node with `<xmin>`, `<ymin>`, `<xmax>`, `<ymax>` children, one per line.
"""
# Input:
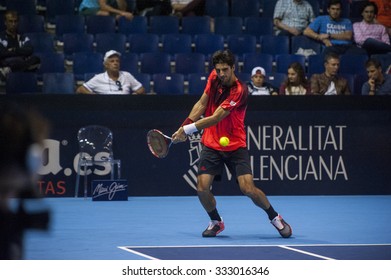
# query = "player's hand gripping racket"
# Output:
<box><xmin>147</xmin><ymin>129</ymin><xmax>173</xmax><ymax>158</ymax></box>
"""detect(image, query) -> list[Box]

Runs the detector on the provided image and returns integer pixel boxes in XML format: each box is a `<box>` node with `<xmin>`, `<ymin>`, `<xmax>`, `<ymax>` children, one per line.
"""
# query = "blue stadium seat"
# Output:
<box><xmin>242</xmin><ymin>53</ymin><xmax>274</xmax><ymax>74</ymax></box>
<box><xmin>84</xmin><ymin>72</ymin><xmax>97</xmax><ymax>82</ymax></box>
<box><xmin>55</xmin><ymin>15</ymin><xmax>86</xmax><ymax>42</ymax></box>
<box><xmin>230</xmin><ymin>0</ymin><xmax>261</xmax><ymax>18</ymax></box>
<box><xmin>194</xmin><ymin>34</ymin><xmax>224</xmax><ymax>58</ymax></box>
<box><xmin>95</xmin><ymin>33</ymin><xmax>127</xmax><ymax>54</ymax></box>
<box><xmin>162</xmin><ymin>34</ymin><xmax>192</xmax><ymax>55</ymax></box>
<box><xmin>72</xmin><ymin>52</ymin><xmax>104</xmax><ymax>81</ymax></box>
<box><xmin>18</xmin><ymin>15</ymin><xmax>45</xmax><ymax>34</ymax></box>
<box><xmin>120</xmin><ymin>53</ymin><xmax>139</xmax><ymax>74</ymax></box>
<box><xmin>262</xmin><ymin>0</ymin><xmax>278</xmax><ymax>18</ymax></box>
<box><xmin>339</xmin><ymin>54</ymin><xmax>368</xmax><ymax>75</ymax></box>
<box><xmin>132</xmin><ymin>73</ymin><xmax>151</xmax><ymax>94</ymax></box>
<box><xmin>6</xmin><ymin>72</ymin><xmax>38</xmax><ymax>94</ymax></box>
<box><xmin>236</xmin><ymin>72</ymin><xmax>251</xmax><ymax>83</ymax></box>
<box><xmin>174</xmin><ymin>53</ymin><xmax>206</xmax><ymax>75</ymax></box>
<box><xmin>371</xmin><ymin>54</ymin><xmax>391</xmax><ymax>73</ymax></box>
<box><xmin>226</xmin><ymin>34</ymin><xmax>257</xmax><ymax>61</ymax></box>
<box><xmin>275</xmin><ymin>54</ymin><xmax>306</xmax><ymax>73</ymax></box>
<box><xmin>260</xmin><ymin>35</ymin><xmax>290</xmax><ymax>57</ymax></box>
<box><xmin>63</xmin><ymin>33</ymin><xmax>94</xmax><ymax>61</ymax></box>
<box><xmin>118</xmin><ymin>16</ymin><xmax>148</xmax><ymax>35</ymax></box>
<box><xmin>354</xmin><ymin>73</ymin><xmax>368</xmax><ymax>95</ymax></box>
<box><xmin>181</xmin><ymin>16</ymin><xmax>211</xmax><ymax>36</ymax></box>
<box><xmin>266</xmin><ymin>72</ymin><xmax>287</xmax><ymax>89</ymax></box>
<box><xmin>128</xmin><ymin>34</ymin><xmax>160</xmax><ymax>54</ymax></box>
<box><xmin>46</xmin><ymin>0</ymin><xmax>76</xmax><ymax>25</ymax></box>
<box><xmin>244</xmin><ymin>17</ymin><xmax>274</xmax><ymax>39</ymax></box>
<box><xmin>187</xmin><ymin>73</ymin><xmax>208</xmax><ymax>95</ymax></box>
<box><xmin>307</xmin><ymin>54</ymin><xmax>324</xmax><ymax>74</ymax></box>
<box><xmin>350</xmin><ymin>0</ymin><xmax>366</xmax><ymax>18</ymax></box>
<box><xmin>140</xmin><ymin>52</ymin><xmax>171</xmax><ymax>75</ymax></box>
<box><xmin>339</xmin><ymin>73</ymin><xmax>355</xmax><ymax>94</ymax></box>
<box><xmin>35</xmin><ymin>52</ymin><xmax>66</xmax><ymax>80</ymax></box>
<box><xmin>153</xmin><ymin>73</ymin><xmax>185</xmax><ymax>95</ymax></box>
<box><xmin>42</xmin><ymin>73</ymin><xmax>75</xmax><ymax>94</ymax></box>
<box><xmin>25</xmin><ymin>32</ymin><xmax>55</xmax><ymax>53</ymax></box>
<box><xmin>306</xmin><ymin>0</ymin><xmax>320</xmax><ymax>16</ymax></box>
<box><xmin>214</xmin><ymin>17</ymin><xmax>243</xmax><ymax>38</ymax></box>
<box><xmin>6</xmin><ymin>0</ymin><xmax>36</xmax><ymax>15</ymax></box>
<box><xmin>149</xmin><ymin>16</ymin><xmax>179</xmax><ymax>36</ymax></box>
<box><xmin>86</xmin><ymin>15</ymin><xmax>116</xmax><ymax>35</ymax></box>
<box><xmin>205</xmin><ymin>0</ymin><xmax>229</xmax><ymax>17</ymax></box>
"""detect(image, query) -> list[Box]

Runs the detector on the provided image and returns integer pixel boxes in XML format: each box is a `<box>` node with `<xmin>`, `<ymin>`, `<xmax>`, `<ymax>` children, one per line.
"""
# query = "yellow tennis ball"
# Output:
<box><xmin>219</xmin><ymin>136</ymin><xmax>230</xmax><ymax>147</ymax></box>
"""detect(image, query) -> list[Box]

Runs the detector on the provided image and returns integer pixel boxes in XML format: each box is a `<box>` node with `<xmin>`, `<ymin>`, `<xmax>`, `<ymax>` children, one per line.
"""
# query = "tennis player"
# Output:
<box><xmin>172</xmin><ymin>50</ymin><xmax>292</xmax><ymax>238</ymax></box>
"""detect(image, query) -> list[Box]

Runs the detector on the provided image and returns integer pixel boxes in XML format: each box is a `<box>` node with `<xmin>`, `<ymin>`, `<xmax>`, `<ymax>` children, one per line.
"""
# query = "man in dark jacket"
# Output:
<box><xmin>0</xmin><ymin>10</ymin><xmax>40</xmax><ymax>80</ymax></box>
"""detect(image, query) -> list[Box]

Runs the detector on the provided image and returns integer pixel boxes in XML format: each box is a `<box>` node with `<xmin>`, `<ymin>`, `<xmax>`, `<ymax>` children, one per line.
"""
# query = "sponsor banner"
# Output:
<box><xmin>2</xmin><ymin>95</ymin><xmax>390</xmax><ymax>196</ymax></box>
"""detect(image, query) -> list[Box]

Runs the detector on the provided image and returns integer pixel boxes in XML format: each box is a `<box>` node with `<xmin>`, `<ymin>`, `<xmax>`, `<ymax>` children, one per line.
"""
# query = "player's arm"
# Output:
<box><xmin>193</xmin><ymin>105</ymin><xmax>230</xmax><ymax>130</ymax></box>
<box><xmin>172</xmin><ymin>94</ymin><xmax>230</xmax><ymax>143</ymax></box>
<box><xmin>187</xmin><ymin>92</ymin><xmax>209</xmax><ymax>122</ymax></box>
<box><xmin>172</xmin><ymin>92</ymin><xmax>209</xmax><ymax>142</ymax></box>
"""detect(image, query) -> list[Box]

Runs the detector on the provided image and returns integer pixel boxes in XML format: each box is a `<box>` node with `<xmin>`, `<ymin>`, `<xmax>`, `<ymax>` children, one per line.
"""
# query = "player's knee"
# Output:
<box><xmin>240</xmin><ymin>184</ymin><xmax>256</xmax><ymax>197</ymax></box>
<box><xmin>196</xmin><ymin>184</ymin><xmax>209</xmax><ymax>194</ymax></box>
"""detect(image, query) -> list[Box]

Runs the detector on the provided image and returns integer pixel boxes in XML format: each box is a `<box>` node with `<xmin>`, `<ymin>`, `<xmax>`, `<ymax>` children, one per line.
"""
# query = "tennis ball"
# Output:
<box><xmin>219</xmin><ymin>136</ymin><xmax>230</xmax><ymax>147</ymax></box>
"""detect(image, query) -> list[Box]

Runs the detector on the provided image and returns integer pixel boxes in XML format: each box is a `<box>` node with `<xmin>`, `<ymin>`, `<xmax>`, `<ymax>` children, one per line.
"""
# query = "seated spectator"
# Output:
<box><xmin>279</xmin><ymin>62</ymin><xmax>310</xmax><ymax>95</ymax></box>
<box><xmin>303</xmin><ymin>0</ymin><xmax>366</xmax><ymax>56</ymax></box>
<box><xmin>370</xmin><ymin>0</ymin><xmax>391</xmax><ymax>36</ymax></box>
<box><xmin>362</xmin><ymin>58</ymin><xmax>391</xmax><ymax>95</ymax></box>
<box><xmin>310</xmin><ymin>53</ymin><xmax>351</xmax><ymax>95</ymax></box>
<box><xmin>79</xmin><ymin>0</ymin><xmax>134</xmax><ymax>20</ymax></box>
<box><xmin>171</xmin><ymin>0</ymin><xmax>205</xmax><ymax>17</ymax></box>
<box><xmin>353</xmin><ymin>1</ymin><xmax>391</xmax><ymax>56</ymax></box>
<box><xmin>0</xmin><ymin>10</ymin><xmax>40</xmax><ymax>81</ymax></box>
<box><xmin>273</xmin><ymin>0</ymin><xmax>315</xmax><ymax>37</ymax></box>
<box><xmin>76</xmin><ymin>50</ymin><xmax>145</xmax><ymax>95</ymax></box>
<box><xmin>247</xmin><ymin>67</ymin><xmax>279</xmax><ymax>95</ymax></box>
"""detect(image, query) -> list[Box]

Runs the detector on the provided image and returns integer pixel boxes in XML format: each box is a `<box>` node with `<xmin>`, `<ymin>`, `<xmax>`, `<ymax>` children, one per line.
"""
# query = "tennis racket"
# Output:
<box><xmin>147</xmin><ymin>129</ymin><xmax>173</xmax><ymax>158</ymax></box>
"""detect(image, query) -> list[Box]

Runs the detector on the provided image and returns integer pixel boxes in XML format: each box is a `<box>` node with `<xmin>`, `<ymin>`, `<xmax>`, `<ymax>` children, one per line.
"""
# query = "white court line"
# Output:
<box><xmin>278</xmin><ymin>245</ymin><xmax>335</xmax><ymax>260</ymax></box>
<box><xmin>118</xmin><ymin>244</ymin><xmax>391</xmax><ymax>260</ymax></box>
<box><xmin>118</xmin><ymin>246</ymin><xmax>160</xmax><ymax>260</ymax></box>
<box><xmin>119</xmin><ymin>243</ymin><xmax>391</xmax><ymax>249</ymax></box>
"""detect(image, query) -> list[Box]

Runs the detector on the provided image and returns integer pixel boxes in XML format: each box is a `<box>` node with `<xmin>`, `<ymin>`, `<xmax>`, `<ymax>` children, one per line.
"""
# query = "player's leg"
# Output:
<box><xmin>197</xmin><ymin>174</ymin><xmax>225</xmax><ymax>237</ymax></box>
<box><xmin>232</xmin><ymin>148</ymin><xmax>292</xmax><ymax>238</ymax></box>
<box><xmin>197</xmin><ymin>146</ymin><xmax>225</xmax><ymax>237</ymax></box>
<box><xmin>197</xmin><ymin>173</ymin><xmax>216</xmax><ymax>213</ymax></box>
<box><xmin>237</xmin><ymin>174</ymin><xmax>292</xmax><ymax>238</ymax></box>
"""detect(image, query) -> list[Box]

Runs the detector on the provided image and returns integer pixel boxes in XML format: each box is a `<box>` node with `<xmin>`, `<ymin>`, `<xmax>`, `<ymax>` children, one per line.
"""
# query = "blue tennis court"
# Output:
<box><xmin>24</xmin><ymin>195</ymin><xmax>391</xmax><ymax>260</ymax></box>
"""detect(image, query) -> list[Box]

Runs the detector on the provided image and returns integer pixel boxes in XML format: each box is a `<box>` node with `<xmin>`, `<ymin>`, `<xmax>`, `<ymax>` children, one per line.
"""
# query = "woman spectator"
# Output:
<box><xmin>279</xmin><ymin>62</ymin><xmax>310</xmax><ymax>95</ymax></box>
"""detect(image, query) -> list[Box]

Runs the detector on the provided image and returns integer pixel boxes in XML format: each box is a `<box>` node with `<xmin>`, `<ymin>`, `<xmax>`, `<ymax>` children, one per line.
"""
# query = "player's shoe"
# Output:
<box><xmin>271</xmin><ymin>214</ymin><xmax>292</xmax><ymax>238</ymax></box>
<box><xmin>202</xmin><ymin>219</ymin><xmax>225</xmax><ymax>237</ymax></box>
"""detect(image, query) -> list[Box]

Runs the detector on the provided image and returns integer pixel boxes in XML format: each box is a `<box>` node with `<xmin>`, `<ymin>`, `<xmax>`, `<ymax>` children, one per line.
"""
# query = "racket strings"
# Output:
<box><xmin>147</xmin><ymin>131</ymin><xmax>169</xmax><ymax>158</ymax></box>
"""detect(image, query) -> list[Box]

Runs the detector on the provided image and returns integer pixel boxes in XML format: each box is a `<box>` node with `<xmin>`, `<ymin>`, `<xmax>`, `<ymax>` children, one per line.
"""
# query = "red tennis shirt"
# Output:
<box><xmin>202</xmin><ymin>69</ymin><xmax>248</xmax><ymax>151</ymax></box>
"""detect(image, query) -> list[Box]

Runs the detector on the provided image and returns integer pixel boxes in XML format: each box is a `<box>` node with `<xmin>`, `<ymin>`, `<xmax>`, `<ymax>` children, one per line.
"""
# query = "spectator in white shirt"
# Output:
<box><xmin>76</xmin><ymin>50</ymin><xmax>145</xmax><ymax>95</ymax></box>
